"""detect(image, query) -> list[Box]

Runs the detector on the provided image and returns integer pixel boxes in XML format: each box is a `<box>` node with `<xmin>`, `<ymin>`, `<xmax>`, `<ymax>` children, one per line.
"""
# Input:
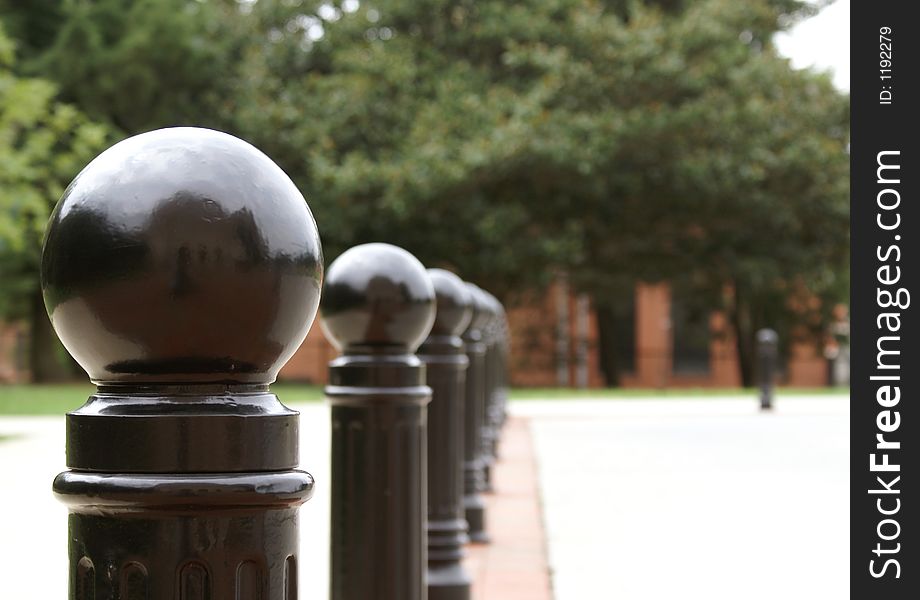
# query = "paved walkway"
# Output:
<box><xmin>466</xmin><ymin>417</ymin><xmax>553</xmax><ymax>600</ymax></box>
<box><xmin>516</xmin><ymin>395</ymin><xmax>850</xmax><ymax>600</ymax></box>
<box><xmin>0</xmin><ymin>395</ymin><xmax>848</xmax><ymax>599</ymax></box>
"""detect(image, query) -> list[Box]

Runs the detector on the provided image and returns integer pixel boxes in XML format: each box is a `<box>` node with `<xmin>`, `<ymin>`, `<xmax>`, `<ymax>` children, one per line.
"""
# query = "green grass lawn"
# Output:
<box><xmin>0</xmin><ymin>384</ymin><xmax>95</xmax><ymax>415</ymax></box>
<box><xmin>0</xmin><ymin>382</ymin><xmax>848</xmax><ymax>415</ymax></box>
<box><xmin>0</xmin><ymin>383</ymin><xmax>324</xmax><ymax>415</ymax></box>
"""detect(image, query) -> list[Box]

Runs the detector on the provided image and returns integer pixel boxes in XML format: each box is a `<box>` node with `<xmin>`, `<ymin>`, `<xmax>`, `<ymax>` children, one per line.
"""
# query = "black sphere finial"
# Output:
<box><xmin>464</xmin><ymin>282</ymin><xmax>492</xmax><ymax>334</ymax></box>
<box><xmin>40</xmin><ymin>127</ymin><xmax>323</xmax><ymax>385</ymax></box>
<box><xmin>48</xmin><ymin>129</ymin><xmax>320</xmax><ymax>595</ymax></box>
<box><xmin>481</xmin><ymin>290</ymin><xmax>502</xmax><ymax>329</ymax></box>
<box><xmin>321</xmin><ymin>243</ymin><xmax>436</xmax><ymax>352</ymax></box>
<box><xmin>427</xmin><ymin>268</ymin><xmax>473</xmax><ymax>337</ymax></box>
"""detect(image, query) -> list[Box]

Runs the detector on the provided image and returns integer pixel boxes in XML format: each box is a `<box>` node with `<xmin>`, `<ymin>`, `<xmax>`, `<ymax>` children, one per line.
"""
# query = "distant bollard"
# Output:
<box><xmin>419</xmin><ymin>269</ymin><xmax>473</xmax><ymax>600</ymax></box>
<box><xmin>42</xmin><ymin>127</ymin><xmax>322</xmax><ymax>599</ymax></box>
<box><xmin>486</xmin><ymin>294</ymin><xmax>508</xmax><ymax>449</ymax></box>
<box><xmin>756</xmin><ymin>328</ymin><xmax>779</xmax><ymax>411</ymax></box>
<box><xmin>462</xmin><ymin>283</ymin><xmax>491</xmax><ymax>543</ymax></box>
<box><xmin>321</xmin><ymin>243</ymin><xmax>436</xmax><ymax>600</ymax></box>
<box><xmin>480</xmin><ymin>291</ymin><xmax>502</xmax><ymax>491</ymax></box>
<box><xmin>498</xmin><ymin>308</ymin><xmax>511</xmax><ymax>426</ymax></box>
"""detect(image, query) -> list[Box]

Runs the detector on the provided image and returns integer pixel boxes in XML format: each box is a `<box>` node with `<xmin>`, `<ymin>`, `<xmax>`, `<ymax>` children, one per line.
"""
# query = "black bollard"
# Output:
<box><xmin>419</xmin><ymin>269</ymin><xmax>473</xmax><ymax>600</ymax></box>
<box><xmin>321</xmin><ymin>243</ymin><xmax>435</xmax><ymax>600</ymax></box>
<box><xmin>497</xmin><ymin>307</ymin><xmax>511</xmax><ymax>427</ymax></box>
<box><xmin>479</xmin><ymin>291</ymin><xmax>502</xmax><ymax>492</ymax></box>
<box><xmin>42</xmin><ymin>127</ymin><xmax>323</xmax><ymax>599</ymax></box>
<box><xmin>462</xmin><ymin>283</ymin><xmax>491</xmax><ymax>543</ymax></box>
<box><xmin>756</xmin><ymin>328</ymin><xmax>779</xmax><ymax>411</ymax></box>
<box><xmin>486</xmin><ymin>294</ymin><xmax>507</xmax><ymax>452</ymax></box>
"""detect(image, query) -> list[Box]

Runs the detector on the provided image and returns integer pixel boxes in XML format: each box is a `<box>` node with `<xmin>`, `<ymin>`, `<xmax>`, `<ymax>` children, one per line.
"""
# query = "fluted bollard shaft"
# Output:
<box><xmin>480</xmin><ymin>292</ymin><xmax>502</xmax><ymax>491</ymax></box>
<box><xmin>421</xmin><ymin>269</ymin><xmax>473</xmax><ymax>600</ymax></box>
<box><xmin>482</xmin><ymin>330</ymin><xmax>498</xmax><ymax>488</ymax></box>
<box><xmin>489</xmin><ymin>324</ymin><xmax>504</xmax><ymax>441</ymax></box>
<box><xmin>41</xmin><ymin>128</ymin><xmax>322</xmax><ymax>599</ymax></box>
<box><xmin>498</xmin><ymin>312</ymin><xmax>511</xmax><ymax>426</ymax></box>
<box><xmin>328</xmin><ymin>358</ymin><xmax>429</xmax><ymax>599</ymax></box>
<box><xmin>322</xmin><ymin>243</ymin><xmax>436</xmax><ymax>600</ymax></box>
<box><xmin>462</xmin><ymin>284</ymin><xmax>491</xmax><ymax>543</ymax></box>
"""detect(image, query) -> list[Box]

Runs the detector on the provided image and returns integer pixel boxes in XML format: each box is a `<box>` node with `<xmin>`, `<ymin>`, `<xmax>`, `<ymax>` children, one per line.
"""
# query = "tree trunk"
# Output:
<box><xmin>594</xmin><ymin>303</ymin><xmax>621</xmax><ymax>387</ymax></box>
<box><xmin>729</xmin><ymin>286</ymin><xmax>754</xmax><ymax>387</ymax></box>
<box><xmin>29</xmin><ymin>289</ymin><xmax>74</xmax><ymax>382</ymax></box>
<box><xmin>555</xmin><ymin>275</ymin><xmax>570</xmax><ymax>386</ymax></box>
<box><xmin>574</xmin><ymin>294</ymin><xmax>590</xmax><ymax>388</ymax></box>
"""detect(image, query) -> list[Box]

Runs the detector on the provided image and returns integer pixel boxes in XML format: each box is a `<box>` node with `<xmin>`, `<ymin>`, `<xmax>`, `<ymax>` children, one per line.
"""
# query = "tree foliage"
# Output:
<box><xmin>236</xmin><ymin>0</ymin><xmax>848</xmax><ymax>383</ymax></box>
<box><xmin>1</xmin><ymin>24</ymin><xmax>111</xmax><ymax>379</ymax></box>
<box><xmin>1</xmin><ymin>0</ymin><xmax>849</xmax><ymax>385</ymax></box>
<box><xmin>3</xmin><ymin>0</ymin><xmax>246</xmax><ymax>133</ymax></box>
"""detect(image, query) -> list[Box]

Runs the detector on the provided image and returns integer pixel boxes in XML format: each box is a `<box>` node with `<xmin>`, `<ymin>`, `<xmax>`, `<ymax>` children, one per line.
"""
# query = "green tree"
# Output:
<box><xmin>0</xmin><ymin>0</ymin><xmax>249</xmax><ymax>380</ymax></box>
<box><xmin>236</xmin><ymin>0</ymin><xmax>848</xmax><ymax>385</ymax></box>
<box><xmin>2</xmin><ymin>0</ymin><xmax>247</xmax><ymax>134</ymax></box>
<box><xmin>0</xmin><ymin>0</ymin><xmax>65</xmax><ymax>62</ymax></box>
<box><xmin>1</xmin><ymin>0</ymin><xmax>847</xmax><ymax>385</ymax></box>
<box><xmin>1</xmin><ymin>25</ymin><xmax>110</xmax><ymax>380</ymax></box>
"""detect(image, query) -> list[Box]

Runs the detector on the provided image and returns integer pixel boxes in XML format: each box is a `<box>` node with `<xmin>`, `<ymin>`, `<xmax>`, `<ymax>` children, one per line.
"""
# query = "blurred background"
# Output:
<box><xmin>1</xmin><ymin>0</ymin><xmax>848</xmax><ymax>392</ymax></box>
<box><xmin>0</xmin><ymin>2</ymin><xmax>849</xmax><ymax>598</ymax></box>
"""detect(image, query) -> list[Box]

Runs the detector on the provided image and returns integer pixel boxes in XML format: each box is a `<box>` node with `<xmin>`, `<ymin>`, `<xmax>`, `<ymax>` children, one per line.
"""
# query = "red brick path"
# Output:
<box><xmin>464</xmin><ymin>417</ymin><xmax>554</xmax><ymax>600</ymax></box>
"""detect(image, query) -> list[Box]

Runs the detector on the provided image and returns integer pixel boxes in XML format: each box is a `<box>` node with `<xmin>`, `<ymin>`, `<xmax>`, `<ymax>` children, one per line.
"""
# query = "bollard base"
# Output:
<box><xmin>428</xmin><ymin>517</ymin><xmax>471</xmax><ymax>598</ymax></box>
<box><xmin>464</xmin><ymin>495</ymin><xmax>490</xmax><ymax>545</ymax></box>
<box><xmin>428</xmin><ymin>563</ymin><xmax>472</xmax><ymax>600</ymax></box>
<box><xmin>482</xmin><ymin>461</ymin><xmax>495</xmax><ymax>493</ymax></box>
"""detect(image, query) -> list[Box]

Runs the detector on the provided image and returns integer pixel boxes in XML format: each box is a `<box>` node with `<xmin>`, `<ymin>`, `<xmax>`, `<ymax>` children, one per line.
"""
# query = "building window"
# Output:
<box><xmin>671</xmin><ymin>296</ymin><xmax>710</xmax><ymax>374</ymax></box>
<box><xmin>596</xmin><ymin>293</ymin><xmax>636</xmax><ymax>384</ymax></box>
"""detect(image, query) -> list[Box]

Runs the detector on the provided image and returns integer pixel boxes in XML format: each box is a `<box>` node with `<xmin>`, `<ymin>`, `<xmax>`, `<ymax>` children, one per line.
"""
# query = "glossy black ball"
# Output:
<box><xmin>41</xmin><ymin>127</ymin><xmax>323</xmax><ymax>385</ymax></box>
<box><xmin>463</xmin><ymin>283</ymin><xmax>492</xmax><ymax>333</ymax></box>
<box><xmin>482</xmin><ymin>290</ymin><xmax>502</xmax><ymax>316</ymax></box>
<box><xmin>320</xmin><ymin>243</ymin><xmax>435</xmax><ymax>352</ymax></box>
<box><xmin>427</xmin><ymin>269</ymin><xmax>473</xmax><ymax>337</ymax></box>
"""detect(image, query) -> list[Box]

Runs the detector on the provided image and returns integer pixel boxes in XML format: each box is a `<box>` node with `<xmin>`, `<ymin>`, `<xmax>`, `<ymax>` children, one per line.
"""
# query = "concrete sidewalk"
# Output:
<box><xmin>517</xmin><ymin>395</ymin><xmax>850</xmax><ymax>600</ymax></box>
<box><xmin>0</xmin><ymin>395</ymin><xmax>849</xmax><ymax>599</ymax></box>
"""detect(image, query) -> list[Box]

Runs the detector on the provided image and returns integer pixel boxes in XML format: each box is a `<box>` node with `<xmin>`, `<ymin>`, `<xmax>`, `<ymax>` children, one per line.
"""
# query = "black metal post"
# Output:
<box><xmin>321</xmin><ymin>243</ymin><xmax>436</xmax><ymax>600</ymax></box>
<box><xmin>41</xmin><ymin>127</ymin><xmax>323</xmax><ymax>599</ymax></box>
<box><xmin>462</xmin><ymin>284</ymin><xmax>491</xmax><ymax>544</ymax></box>
<box><xmin>419</xmin><ymin>269</ymin><xmax>473</xmax><ymax>600</ymax></box>
<box><xmin>756</xmin><ymin>328</ymin><xmax>779</xmax><ymax>411</ymax></box>
<box><xmin>486</xmin><ymin>294</ymin><xmax>507</xmax><ymax>452</ymax></box>
<box><xmin>480</xmin><ymin>292</ymin><xmax>501</xmax><ymax>492</ymax></box>
<box><xmin>497</xmin><ymin>308</ymin><xmax>511</xmax><ymax>427</ymax></box>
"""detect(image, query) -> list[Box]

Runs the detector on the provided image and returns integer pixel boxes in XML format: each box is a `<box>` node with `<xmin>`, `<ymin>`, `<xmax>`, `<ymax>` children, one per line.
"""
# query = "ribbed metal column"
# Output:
<box><xmin>420</xmin><ymin>269</ymin><xmax>473</xmax><ymax>600</ymax></box>
<box><xmin>462</xmin><ymin>284</ymin><xmax>491</xmax><ymax>543</ymax></box>
<box><xmin>321</xmin><ymin>243</ymin><xmax>436</xmax><ymax>600</ymax></box>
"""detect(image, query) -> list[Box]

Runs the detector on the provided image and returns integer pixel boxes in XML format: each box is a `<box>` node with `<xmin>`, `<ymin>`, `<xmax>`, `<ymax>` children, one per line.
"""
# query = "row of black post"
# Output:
<box><xmin>41</xmin><ymin>128</ymin><xmax>509</xmax><ymax>599</ymax></box>
<box><xmin>323</xmin><ymin>243</ymin><xmax>509</xmax><ymax>600</ymax></box>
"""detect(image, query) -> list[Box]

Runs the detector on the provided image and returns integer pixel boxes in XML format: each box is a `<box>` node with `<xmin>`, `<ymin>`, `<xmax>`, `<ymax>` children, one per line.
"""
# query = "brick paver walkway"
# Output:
<box><xmin>465</xmin><ymin>416</ymin><xmax>553</xmax><ymax>600</ymax></box>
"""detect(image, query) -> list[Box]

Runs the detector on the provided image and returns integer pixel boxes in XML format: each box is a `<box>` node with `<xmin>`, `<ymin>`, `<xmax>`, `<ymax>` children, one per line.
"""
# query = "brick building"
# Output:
<box><xmin>1</xmin><ymin>281</ymin><xmax>832</xmax><ymax>388</ymax></box>
<box><xmin>0</xmin><ymin>321</ymin><xmax>27</xmax><ymax>383</ymax></box>
<box><xmin>279</xmin><ymin>280</ymin><xmax>831</xmax><ymax>388</ymax></box>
